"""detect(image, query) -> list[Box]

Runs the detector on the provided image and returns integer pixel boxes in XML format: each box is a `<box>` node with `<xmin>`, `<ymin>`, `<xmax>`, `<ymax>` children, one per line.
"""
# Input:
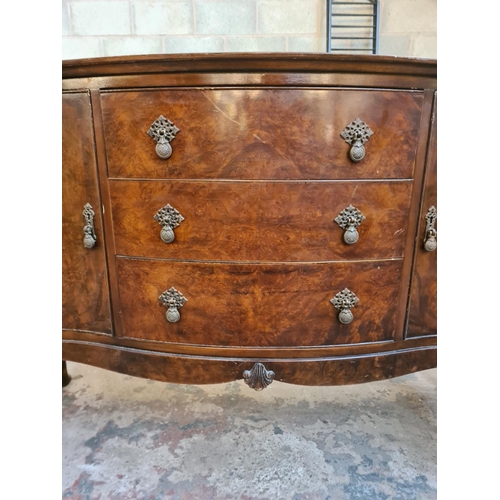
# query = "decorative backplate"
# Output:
<box><xmin>330</xmin><ymin>288</ymin><xmax>359</xmax><ymax>324</ymax></box>
<box><xmin>159</xmin><ymin>287</ymin><xmax>187</xmax><ymax>323</ymax></box>
<box><xmin>423</xmin><ymin>206</ymin><xmax>437</xmax><ymax>252</ymax></box>
<box><xmin>147</xmin><ymin>115</ymin><xmax>179</xmax><ymax>143</ymax></box>
<box><xmin>82</xmin><ymin>203</ymin><xmax>96</xmax><ymax>249</ymax></box>
<box><xmin>331</xmin><ymin>287</ymin><xmax>359</xmax><ymax>310</ymax></box>
<box><xmin>341</xmin><ymin>118</ymin><xmax>373</xmax><ymax>145</ymax></box>
<box><xmin>154</xmin><ymin>204</ymin><xmax>185</xmax><ymax>229</ymax></box>
<box><xmin>335</xmin><ymin>205</ymin><xmax>366</xmax><ymax>245</ymax></box>
<box><xmin>341</xmin><ymin>118</ymin><xmax>374</xmax><ymax>162</ymax></box>
<box><xmin>243</xmin><ymin>363</ymin><xmax>275</xmax><ymax>391</ymax></box>
<box><xmin>159</xmin><ymin>287</ymin><xmax>187</xmax><ymax>309</ymax></box>
<box><xmin>147</xmin><ymin>115</ymin><xmax>179</xmax><ymax>159</ymax></box>
<box><xmin>425</xmin><ymin>206</ymin><xmax>437</xmax><ymax>228</ymax></box>
<box><xmin>334</xmin><ymin>205</ymin><xmax>365</xmax><ymax>229</ymax></box>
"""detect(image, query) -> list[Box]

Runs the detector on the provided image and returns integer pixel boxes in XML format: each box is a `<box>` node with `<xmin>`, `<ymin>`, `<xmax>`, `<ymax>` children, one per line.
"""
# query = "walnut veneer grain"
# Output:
<box><xmin>407</xmin><ymin>94</ymin><xmax>437</xmax><ymax>338</ymax></box>
<box><xmin>110</xmin><ymin>180</ymin><xmax>412</xmax><ymax>262</ymax></box>
<box><xmin>62</xmin><ymin>92</ymin><xmax>112</xmax><ymax>334</ymax></box>
<box><xmin>62</xmin><ymin>54</ymin><xmax>437</xmax><ymax>388</ymax></box>
<box><xmin>101</xmin><ymin>89</ymin><xmax>423</xmax><ymax>180</ymax></box>
<box><xmin>116</xmin><ymin>258</ymin><xmax>402</xmax><ymax>347</ymax></box>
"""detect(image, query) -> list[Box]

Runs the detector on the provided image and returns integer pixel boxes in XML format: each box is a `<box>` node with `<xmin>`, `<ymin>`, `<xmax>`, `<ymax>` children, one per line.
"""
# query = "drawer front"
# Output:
<box><xmin>63</xmin><ymin>92</ymin><xmax>112</xmax><ymax>334</ymax></box>
<box><xmin>110</xmin><ymin>180</ymin><xmax>412</xmax><ymax>261</ymax></box>
<box><xmin>116</xmin><ymin>258</ymin><xmax>402</xmax><ymax>346</ymax></box>
<box><xmin>101</xmin><ymin>89</ymin><xmax>423</xmax><ymax>180</ymax></box>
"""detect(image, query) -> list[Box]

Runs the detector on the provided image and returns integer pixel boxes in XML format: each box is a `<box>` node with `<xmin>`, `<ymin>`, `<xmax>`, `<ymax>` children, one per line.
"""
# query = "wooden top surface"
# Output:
<box><xmin>62</xmin><ymin>53</ymin><xmax>437</xmax><ymax>80</ymax></box>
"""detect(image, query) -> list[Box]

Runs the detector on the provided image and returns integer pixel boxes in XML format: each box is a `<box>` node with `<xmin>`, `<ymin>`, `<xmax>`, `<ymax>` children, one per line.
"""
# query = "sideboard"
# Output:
<box><xmin>62</xmin><ymin>54</ymin><xmax>437</xmax><ymax>390</ymax></box>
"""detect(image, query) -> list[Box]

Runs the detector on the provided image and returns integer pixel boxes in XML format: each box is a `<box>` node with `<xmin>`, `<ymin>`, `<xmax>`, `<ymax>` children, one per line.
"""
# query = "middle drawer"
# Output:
<box><xmin>110</xmin><ymin>180</ymin><xmax>412</xmax><ymax>262</ymax></box>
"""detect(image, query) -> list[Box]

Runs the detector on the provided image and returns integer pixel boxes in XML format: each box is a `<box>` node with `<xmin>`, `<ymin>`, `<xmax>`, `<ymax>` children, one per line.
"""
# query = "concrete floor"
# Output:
<box><xmin>62</xmin><ymin>362</ymin><xmax>436</xmax><ymax>500</ymax></box>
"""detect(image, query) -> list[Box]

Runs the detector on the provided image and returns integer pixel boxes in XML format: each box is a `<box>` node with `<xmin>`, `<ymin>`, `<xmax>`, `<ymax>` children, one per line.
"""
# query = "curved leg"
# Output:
<box><xmin>62</xmin><ymin>361</ymin><xmax>71</xmax><ymax>387</ymax></box>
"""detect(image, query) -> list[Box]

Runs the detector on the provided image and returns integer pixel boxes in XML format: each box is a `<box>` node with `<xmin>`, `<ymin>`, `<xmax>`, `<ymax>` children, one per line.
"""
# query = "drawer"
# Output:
<box><xmin>116</xmin><ymin>258</ymin><xmax>402</xmax><ymax>346</ymax></box>
<box><xmin>110</xmin><ymin>180</ymin><xmax>412</xmax><ymax>261</ymax></box>
<box><xmin>101</xmin><ymin>89</ymin><xmax>424</xmax><ymax>180</ymax></box>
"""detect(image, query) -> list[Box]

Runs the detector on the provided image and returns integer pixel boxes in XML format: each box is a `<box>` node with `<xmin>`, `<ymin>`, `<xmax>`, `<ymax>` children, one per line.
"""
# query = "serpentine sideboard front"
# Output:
<box><xmin>62</xmin><ymin>54</ymin><xmax>437</xmax><ymax>391</ymax></box>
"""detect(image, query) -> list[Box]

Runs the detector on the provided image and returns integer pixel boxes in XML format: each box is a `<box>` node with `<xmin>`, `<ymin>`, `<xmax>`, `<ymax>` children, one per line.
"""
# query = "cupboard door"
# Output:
<box><xmin>62</xmin><ymin>93</ymin><xmax>112</xmax><ymax>333</ymax></box>
<box><xmin>406</xmin><ymin>94</ymin><xmax>437</xmax><ymax>338</ymax></box>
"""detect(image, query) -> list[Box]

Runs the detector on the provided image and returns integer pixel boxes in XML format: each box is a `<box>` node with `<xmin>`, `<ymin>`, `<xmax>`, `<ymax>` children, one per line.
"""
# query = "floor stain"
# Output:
<box><xmin>63</xmin><ymin>363</ymin><xmax>436</xmax><ymax>499</ymax></box>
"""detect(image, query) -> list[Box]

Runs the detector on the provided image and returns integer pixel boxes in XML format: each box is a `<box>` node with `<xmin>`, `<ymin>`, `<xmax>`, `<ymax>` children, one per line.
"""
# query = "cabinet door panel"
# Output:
<box><xmin>406</xmin><ymin>95</ymin><xmax>437</xmax><ymax>338</ymax></box>
<box><xmin>62</xmin><ymin>93</ymin><xmax>112</xmax><ymax>333</ymax></box>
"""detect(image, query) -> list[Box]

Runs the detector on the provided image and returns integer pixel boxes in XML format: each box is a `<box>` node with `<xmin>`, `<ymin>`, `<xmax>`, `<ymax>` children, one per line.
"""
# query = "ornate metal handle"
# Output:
<box><xmin>243</xmin><ymin>363</ymin><xmax>275</xmax><ymax>391</ymax></box>
<box><xmin>82</xmin><ymin>203</ymin><xmax>96</xmax><ymax>249</ymax></box>
<box><xmin>335</xmin><ymin>205</ymin><xmax>366</xmax><ymax>245</ymax></box>
<box><xmin>154</xmin><ymin>204</ymin><xmax>185</xmax><ymax>244</ymax></box>
<box><xmin>330</xmin><ymin>288</ymin><xmax>359</xmax><ymax>324</ymax></box>
<box><xmin>423</xmin><ymin>206</ymin><xmax>437</xmax><ymax>252</ymax></box>
<box><xmin>341</xmin><ymin>118</ymin><xmax>374</xmax><ymax>162</ymax></box>
<box><xmin>147</xmin><ymin>115</ymin><xmax>179</xmax><ymax>159</ymax></box>
<box><xmin>159</xmin><ymin>287</ymin><xmax>187</xmax><ymax>323</ymax></box>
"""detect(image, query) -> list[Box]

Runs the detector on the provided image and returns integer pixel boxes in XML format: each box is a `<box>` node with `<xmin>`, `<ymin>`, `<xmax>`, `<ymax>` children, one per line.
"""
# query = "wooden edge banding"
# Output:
<box><xmin>89</xmin><ymin>90</ymin><xmax>123</xmax><ymax>336</ymax></box>
<box><xmin>62</xmin><ymin>329</ymin><xmax>436</xmax><ymax>360</ymax></box>
<box><xmin>394</xmin><ymin>89</ymin><xmax>436</xmax><ymax>340</ymax></box>
<box><xmin>62</xmin><ymin>73</ymin><xmax>436</xmax><ymax>92</ymax></box>
<box><xmin>63</xmin><ymin>340</ymin><xmax>436</xmax><ymax>387</ymax></box>
<box><xmin>63</xmin><ymin>53</ymin><xmax>437</xmax><ymax>79</ymax></box>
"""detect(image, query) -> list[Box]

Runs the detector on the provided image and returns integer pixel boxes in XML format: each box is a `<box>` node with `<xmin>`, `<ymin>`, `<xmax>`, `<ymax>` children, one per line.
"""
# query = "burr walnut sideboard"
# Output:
<box><xmin>62</xmin><ymin>54</ymin><xmax>437</xmax><ymax>391</ymax></box>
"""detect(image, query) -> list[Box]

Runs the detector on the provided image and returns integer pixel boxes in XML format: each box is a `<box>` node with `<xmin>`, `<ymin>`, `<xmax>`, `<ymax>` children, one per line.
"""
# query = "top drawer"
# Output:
<box><xmin>101</xmin><ymin>89</ymin><xmax>423</xmax><ymax>180</ymax></box>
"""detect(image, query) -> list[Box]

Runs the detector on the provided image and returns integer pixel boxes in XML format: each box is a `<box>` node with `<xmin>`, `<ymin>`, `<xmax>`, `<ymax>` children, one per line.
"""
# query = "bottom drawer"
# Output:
<box><xmin>116</xmin><ymin>258</ymin><xmax>403</xmax><ymax>347</ymax></box>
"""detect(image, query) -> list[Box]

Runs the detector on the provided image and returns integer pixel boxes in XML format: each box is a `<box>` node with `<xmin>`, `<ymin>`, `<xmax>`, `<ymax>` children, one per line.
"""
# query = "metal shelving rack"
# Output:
<box><xmin>327</xmin><ymin>0</ymin><xmax>379</xmax><ymax>54</ymax></box>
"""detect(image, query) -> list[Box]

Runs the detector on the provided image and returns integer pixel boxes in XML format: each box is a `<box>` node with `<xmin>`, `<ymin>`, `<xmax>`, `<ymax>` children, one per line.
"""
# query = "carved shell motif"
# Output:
<box><xmin>243</xmin><ymin>363</ymin><xmax>275</xmax><ymax>391</ymax></box>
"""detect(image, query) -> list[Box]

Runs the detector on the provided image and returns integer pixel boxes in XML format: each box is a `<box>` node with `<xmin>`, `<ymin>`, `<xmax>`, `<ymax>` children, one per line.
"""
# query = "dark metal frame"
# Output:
<box><xmin>327</xmin><ymin>0</ymin><xmax>379</xmax><ymax>54</ymax></box>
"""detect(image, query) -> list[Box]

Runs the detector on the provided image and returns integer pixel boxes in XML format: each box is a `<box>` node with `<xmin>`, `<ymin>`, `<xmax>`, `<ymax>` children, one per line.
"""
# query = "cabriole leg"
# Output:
<box><xmin>62</xmin><ymin>361</ymin><xmax>71</xmax><ymax>387</ymax></box>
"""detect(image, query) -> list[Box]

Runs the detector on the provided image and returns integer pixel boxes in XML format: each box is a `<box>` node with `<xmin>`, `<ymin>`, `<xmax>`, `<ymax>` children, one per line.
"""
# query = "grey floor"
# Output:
<box><xmin>62</xmin><ymin>362</ymin><xmax>436</xmax><ymax>500</ymax></box>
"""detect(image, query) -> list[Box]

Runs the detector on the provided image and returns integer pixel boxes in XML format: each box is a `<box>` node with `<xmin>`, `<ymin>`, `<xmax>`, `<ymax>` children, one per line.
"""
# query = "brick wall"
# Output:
<box><xmin>62</xmin><ymin>0</ymin><xmax>436</xmax><ymax>60</ymax></box>
<box><xmin>379</xmin><ymin>0</ymin><xmax>437</xmax><ymax>57</ymax></box>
